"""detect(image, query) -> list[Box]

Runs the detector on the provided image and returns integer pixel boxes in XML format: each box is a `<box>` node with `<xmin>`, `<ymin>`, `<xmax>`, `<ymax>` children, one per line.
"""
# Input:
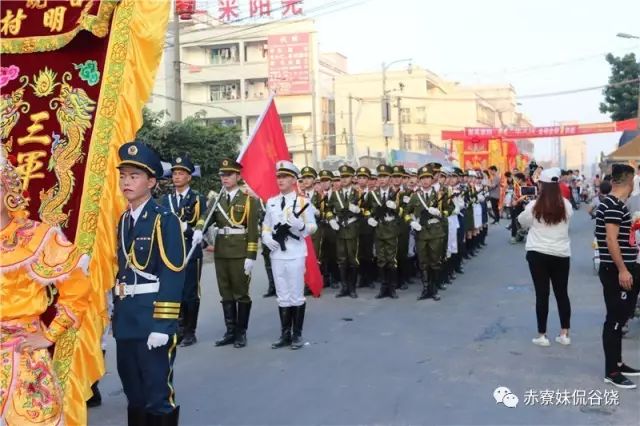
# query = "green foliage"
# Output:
<box><xmin>599</xmin><ymin>53</ymin><xmax>640</xmax><ymax>121</ymax></box>
<box><xmin>136</xmin><ymin>108</ymin><xmax>242</xmax><ymax>193</ymax></box>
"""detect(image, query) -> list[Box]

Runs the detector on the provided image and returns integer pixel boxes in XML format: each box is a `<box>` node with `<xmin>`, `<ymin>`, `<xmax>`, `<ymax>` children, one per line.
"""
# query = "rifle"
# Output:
<box><xmin>272</xmin><ymin>199</ymin><xmax>310</xmax><ymax>251</ymax></box>
<box><xmin>185</xmin><ymin>190</ymin><xmax>223</xmax><ymax>263</ymax></box>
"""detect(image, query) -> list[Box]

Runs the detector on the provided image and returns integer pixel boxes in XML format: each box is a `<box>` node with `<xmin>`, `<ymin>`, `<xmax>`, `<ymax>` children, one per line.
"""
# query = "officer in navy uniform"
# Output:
<box><xmin>114</xmin><ymin>141</ymin><xmax>185</xmax><ymax>426</ymax></box>
<box><xmin>160</xmin><ymin>156</ymin><xmax>207</xmax><ymax>347</ymax></box>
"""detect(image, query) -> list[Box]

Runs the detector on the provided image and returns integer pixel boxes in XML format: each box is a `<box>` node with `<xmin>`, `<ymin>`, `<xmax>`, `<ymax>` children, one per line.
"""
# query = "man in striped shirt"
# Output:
<box><xmin>595</xmin><ymin>163</ymin><xmax>640</xmax><ymax>389</ymax></box>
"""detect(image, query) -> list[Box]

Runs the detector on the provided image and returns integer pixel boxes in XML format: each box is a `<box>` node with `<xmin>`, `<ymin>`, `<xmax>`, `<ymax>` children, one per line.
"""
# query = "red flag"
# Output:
<box><xmin>238</xmin><ymin>96</ymin><xmax>323</xmax><ymax>297</ymax></box>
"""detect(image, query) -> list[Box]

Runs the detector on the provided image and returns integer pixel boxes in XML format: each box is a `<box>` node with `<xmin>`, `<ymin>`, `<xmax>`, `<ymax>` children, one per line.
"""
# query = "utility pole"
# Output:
<box><xmin>397</xmin><ymin>96</ymin><xmax>402</xmax><ymax>150</ymax></box>
<box><xmin>302</xmin><ymin>133</ymin><xmax>309</xmax><ymax>166</ymax></box>
<box><xmin>348</xmin><ymin>93</ymin><xmax>354</xmax><ymax>162</ymax></box>
<box><xmin>172</xmin><ymin>7</ymin><xmax>183</xmax><ymax>121</ymax></box>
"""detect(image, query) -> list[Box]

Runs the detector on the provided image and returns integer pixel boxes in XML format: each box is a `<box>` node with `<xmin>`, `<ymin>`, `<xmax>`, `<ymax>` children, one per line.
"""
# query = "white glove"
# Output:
<box><xmin>453</xmin><ymin>206</ymin><xmax>460</xmax><ymax>216</ymax></box>
<box><xmin>147</xmin><ymin>332</ymin><xmax>169</xmax><ymax>350</ymax></box>
<box><xmin>180</xmin><ymin>221</ymin><xmax>187</xmax><ymax>232</ymax></box>
<box><xmin>410</xmin><ymin>221</ymin><xmax>422</xmax><ymax>232</ymax></box>
<box><xmin>367</xmin><ymin>217</ymin><xmax>378</xmax><ymax>227</ymax></box>
<box><xmin>403</xmin><ymin>195</ymin><xmax>411</xmax><ymax>204</ymax></box>
<box><xmin>192</xmin><ymin>229</ymin><xmax>203</xmax><ymax>246</ymax></box>
<box><xmin>244</xmin><ymin>258</ymin><xmax>254</xmax><ymax>275</ymax></box>
<box><xmin>287</xmin><ymin>215</ymin><xmax>305</xmax><ymax>231</ymax></box>
<box><xmin>329</xmin><ymin>219</ymin><xmax>340</xmax><ymax>231</ymax></box>
<box><xmin>262</xmin><ymin>234</ymin><xmax>280</xmax><ymax>252</ymax></box>
<box><xmin>386</xmin><ymin>200</ymin><xmax>396</xmax><ymax>210</ymax></box>
<box><xmin>348</xmin><ymin>203</ymin><xmax>360</xmax><ymax>214</ymax></box>
<box><xmin>478</xmin><ymin>194</ymin><xmax>486</xmax><ymax>202</ymax></box>
<box><xmin>427</xmin><ymin>207</ymin><xmax>442</xmax><ymax>217</ymax></box>
<box><xmin>314</xmin><ymin>208</ymin><xmax>321</xmax><ymax>217</ymax></box>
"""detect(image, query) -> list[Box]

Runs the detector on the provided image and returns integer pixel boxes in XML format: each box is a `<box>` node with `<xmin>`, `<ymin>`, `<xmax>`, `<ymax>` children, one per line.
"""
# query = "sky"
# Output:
<box><xmin>308</xmin><ymin>0</ymin><xmax>639</xmax><ymax>166</ymax></box>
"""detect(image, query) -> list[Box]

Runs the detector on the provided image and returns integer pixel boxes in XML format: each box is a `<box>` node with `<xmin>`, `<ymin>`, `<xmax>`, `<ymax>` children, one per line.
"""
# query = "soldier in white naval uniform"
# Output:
<box><xmin>262</xmin><ymin>161</ymin><xmax>318</xmax><ymax>349</ymax></box>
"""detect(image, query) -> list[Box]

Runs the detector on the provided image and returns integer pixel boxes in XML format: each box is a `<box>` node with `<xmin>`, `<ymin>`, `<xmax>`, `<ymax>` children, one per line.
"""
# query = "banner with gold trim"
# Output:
<box><xmin>0</xmin><ymin>0</ymin><xmax>170</xmax><ymax>424</ymax></box>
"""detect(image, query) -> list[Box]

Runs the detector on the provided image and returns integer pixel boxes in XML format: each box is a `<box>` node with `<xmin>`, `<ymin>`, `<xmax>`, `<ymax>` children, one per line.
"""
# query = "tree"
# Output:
<box><xmin>136</xmin><ymin>108</ymin><xmax>242</xmax><ymax>193</ymax></box>
<box><xmin>599</xmin><ymin>53</ymin><xmax>639</xmax><ymax>121</ymax></box>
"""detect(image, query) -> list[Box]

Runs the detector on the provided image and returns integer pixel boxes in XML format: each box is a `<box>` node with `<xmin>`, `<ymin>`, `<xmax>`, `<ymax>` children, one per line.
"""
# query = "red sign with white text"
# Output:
<box><xmin>268</xmin><ymin>32</ymin><xmax>310</xmax><ymax>95</ymax></box>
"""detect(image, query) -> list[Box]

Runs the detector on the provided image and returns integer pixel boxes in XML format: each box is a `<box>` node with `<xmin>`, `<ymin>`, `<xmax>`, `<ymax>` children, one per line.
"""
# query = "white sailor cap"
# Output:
<box><xmin>276</xmin><ymin>160</ymin><xmax>300</xmax><ymax>178</ymax></box>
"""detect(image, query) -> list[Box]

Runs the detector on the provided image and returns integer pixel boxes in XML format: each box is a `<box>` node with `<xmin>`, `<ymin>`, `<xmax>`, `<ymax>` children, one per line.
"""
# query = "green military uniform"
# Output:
<box><xmin>210</xmin><ymin>159</ymin><xmax>259</xmax><ymax>348</ymax></box>
<box><xmin>327</xmin><ymin>165</ymin><xmax>362</xmax><ymax>298</ymax></box>
<box><xmin>405</xmin><ymin>165</ymin><xmax>454</xmax><ymax>301</ymax></box>
<box><xmin>392</xmin><ymin>165</ymin><xmax>412</xmax><ymax>290</ymax></box>
<box><xmin>356</xmin><ymin>166</ymin><xmax>375</xmax><ymax>289</ymax></box>
<box><xmin>322</xmin><ymin>171</ymin><xmax>341</xmax><ymax>288</ymax></box>
<box><xmin>364</xmin><ymin>164</ymin><xmax>400</xmax><ymax>299</ymax></box>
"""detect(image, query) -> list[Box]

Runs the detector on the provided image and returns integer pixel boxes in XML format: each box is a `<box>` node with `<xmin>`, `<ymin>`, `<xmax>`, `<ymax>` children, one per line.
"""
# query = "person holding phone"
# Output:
<box><xmin>510</xmin><ymin>173</ymin><xmax>528</xmax><ymax>244</ymax></box>
<box><xmin>518</xmin><ymin>168</ymin><xmax>573</xmax><ymax>348</ymax></box>
<box><xmin>595</xmin><ymin>164</ymin><xmax>640</xmax><ymax>389</ymax></box>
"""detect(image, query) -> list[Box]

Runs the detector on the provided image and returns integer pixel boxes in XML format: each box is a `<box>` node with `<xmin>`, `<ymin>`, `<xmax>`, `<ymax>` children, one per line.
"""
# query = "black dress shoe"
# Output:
<box><xmin>87</xmin><ymin>382</ymin><xmax>102</xmax><ymax>408</ymax></box>
<box><xmin>263</xmin><ymin>290</ymin><xmax>276</xmax><ymax>298</ymax></box>
<box><xmin>432</xmin><ymin>293</ymin><xmax>441</xmax><ymax>301</ymax></box>
<box><xmin>180</xmin><ymin>334</ymin><xmax>197</xmax><ymax>347</ymax></box>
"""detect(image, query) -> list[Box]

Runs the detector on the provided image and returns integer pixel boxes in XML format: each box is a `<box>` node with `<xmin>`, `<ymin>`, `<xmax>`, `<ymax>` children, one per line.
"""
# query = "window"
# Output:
<box><xmin>281</xmin><ymin>115</ymin><xmax>293</xmax><ymax>134</ymax></box>
<box><xmin>415</xmin><ymin>106</ymin><xmax>426</xmax><ymax>124</ymax></box>
<box><xmin>400</xmin><ymin>108</ymin><xmax>411</xmax><ymax>124</ymax></box>
<box><xmin>416</xmin><ymin>134</ymin><xmax>431</xmax><ymax>151</ymax></box>
<box><xmin>402</xmin><ymin>135</ymin><xmax>412</xmax><ymax>151</ymax></box>
<box><xmin>245</xmin><ymin>79</ymin><xmax>268</xmax><ymax>99</ymax></box>
<box><xmin>209</xmin><ymin>82</ymin><xmax>240</xmax><ymax>101</ymax></box>
<box><xmin>209</xmin><ymin>45</ymin><xmax>239</xmax><ymax>65</ymax></box>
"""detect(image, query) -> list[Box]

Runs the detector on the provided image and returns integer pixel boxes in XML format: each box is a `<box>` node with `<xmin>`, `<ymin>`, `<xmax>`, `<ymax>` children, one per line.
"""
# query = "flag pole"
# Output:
<box><xmin>237</xmin><ymin>92</ymin><xmax>276</xmax><ymax>163</ymax></box>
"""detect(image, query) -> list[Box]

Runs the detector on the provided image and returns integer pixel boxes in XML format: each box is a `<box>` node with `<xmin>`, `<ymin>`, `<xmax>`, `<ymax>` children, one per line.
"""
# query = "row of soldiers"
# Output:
<box><xmin>260</xmin><ymin>162</ymin><xmax>493</xmax><ymax>302</ymax></box>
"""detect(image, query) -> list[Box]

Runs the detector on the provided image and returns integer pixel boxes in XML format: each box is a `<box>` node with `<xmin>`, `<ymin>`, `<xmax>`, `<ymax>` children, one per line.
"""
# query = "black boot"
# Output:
<box><xmin>87</xmin><ymin>381</ymin><xmax>102</xmax><ymax>407</ymax></box>
<box><xmin>463</xmin><ymin>240</ymin><xmax>471</xmax><ymax>259</ymax></box>
<box><xmin>181</xmin><ymin>301</ymin><xmax>198</xmax><ymax>347</ymax></box>
<box><xmin>291</xmin><ymin>303</ymin><xmax>306</xmax><ymax>350</ymax></box>
<box><xmin>357</xmin><ymin>263</ymin><xmax>368</xmax><ymax>288</ymax></box>
<box><xmin>454</xmin><ymin>253</ymin><xmax>464</xmax><ymax>274</ymax></box>
<box><xmin>417</xmin><ymin>269</ymin><xmax>432</xmax><ymax>300</ymax></box>
<box><xmin>234</xmin><ymin>301</ymin><xmax>251</xmax><ymax>348</ymax></box>
<box><xmin>387</xmin><ymin>266</ymin><xmax>399</xmax><ymax>299</ymax></box>
<box><xmin>348</xmin><ymin>266</ymin><xmax>358</xmax><ymax>298</ymax></box>
<box><xmin>375</xmin><ymin>266</ymin><xmax>388</xmax><ymax>299</ymax></box>
<box><xmin>322</xmin><ymin>263</ymin><xmax>332</xmax><ymax>288</ymax></box>
<box><xmin>146</xmin><ymin>406</ymin><xmax>179</xmax><ymax>426</ymax></box>
<box><xmin>368</xmin><ymin>262</ymin><xmax>376</xmax><ymax>288</ymax></box>
<box><xmin>215</xmin><ymin>301</ymin><xmax>236</xmax><ymax>347</ymax></box>
<box><xmin>331</xmin><ymin>263</ymin><xmax>341</xmax><ymax>289</ymax></box>
<box><xmin>272</xmin><ymin>306</ymin><xmax>292</xmax><ymax>349</ymax></box>
<box><xmin>128</xmin><ymin>407</ymin><xmax>147</xmax><ymax>426</ymax></box>
<box><xmin>435</xmin><ymin>269</ymin><xmax>446</xmax><ymax>291</ymax></box>
<box><xmin>430</xmin><ymin>270</ymin><xmax>441</xmax><ymax>301</ymax></box>
<box><xmin>336</xmin><ymin>266</ymin><xmax>350</xmax><ymax>298</ymax></box>
<box><xmin>263</xmin><ymin>265</ymin><xmax>276</xmax><ymax>297</ymax></box>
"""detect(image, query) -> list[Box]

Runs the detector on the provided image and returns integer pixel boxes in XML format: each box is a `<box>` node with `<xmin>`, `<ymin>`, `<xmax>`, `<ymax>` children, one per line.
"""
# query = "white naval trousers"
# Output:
<box><xmin>272</xmin><ymin>257</ymin><xmax>306</xmax><ymax>307</ymax></box>
<box><xmin>447</xmin><ymin>215</ymin><xmax>459</xmax><ymax>257</ymax></box>
<box><xmin>473</xmin><ymin>203</ymin><xmax>482</xmax><ymax>229</ymax></box>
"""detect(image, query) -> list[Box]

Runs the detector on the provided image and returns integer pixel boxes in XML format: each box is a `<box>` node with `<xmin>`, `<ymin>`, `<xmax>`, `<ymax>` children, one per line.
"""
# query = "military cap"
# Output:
<box><xmin>319</xmin><ymin>169</ymin><xmax>333</xmax><ymax>181</ymax></box>
<box><xmin>454</xmin><ymin>167</ymin><xmax>464</xmax><ymax>177</ymax></box>
<box><xmin>377</xmin><ymin>164</ymin><xmax>392</xmax><ymax>176</ymax></box>
<box><xmin>467</xmin><ymin>170</ymin><xmax>477</xmax><ymax>177</ymax></box>
<box><xmin>276</xmin><ymin>160</ymin><xmax>300</xmax><ymax>178</ymax></box>
<box><xmin>339</xmin><ymin>164</ymin><xmax>355</xmax><ymax>177</ymax></box>
<box><xmin>171</xmin><ymin>155</ymin><xmax>195</xmax><ymax>174</ymax></box>
<box><xmin>356</xmin><ymin>166</ymin><xmax>371</xmax><ymax>178</ymax></box>
<box><xmin>418</xmin><ymin>165</ymin><xmax>434</xmax><ymax>179</ymax></box>
<box><xmin>430</xmin><ymin>162</ymin><xmax>442</xmax><ymax>173</ymax></box>
<box><xmin>391</xmin><ymin>164</ymin><xmax>406</xmax><ymax>177</ymax></box>
<box><xmin>118</xmin><ymin>141</ymin><xmax>164</xmax><ymax>178</ymax></box>
<box><xmin>219</xmin><ymin>158</ymin><xmax>242</xmax><ymax>174</ymax></box>
<box><xmin>406</xmin><ymin>167</ymin><xmax>418</xmax><ymax>177</ymax></box>
<box><xmin>301</xmin><ymin>166</ymin><xmax>318</xmax><ymax>179</ymax></box>
<box><xmin>370</xmin><ymin>170</ymin><xmax>378</xmax><ymax>179</ymax></box>
<box><xmin>332</xmin><ymin>170</ymin><xmax>340</xmax><ymax>181</ymax></box>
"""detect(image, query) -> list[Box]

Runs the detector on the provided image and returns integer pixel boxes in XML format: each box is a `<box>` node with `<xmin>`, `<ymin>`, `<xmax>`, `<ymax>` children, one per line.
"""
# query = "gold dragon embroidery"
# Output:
<box><xmin>0</xmin><ymin>76</ymin><xmax>31</xmax><ymax>143</ymax></box>
<box><xmin>39</xmin><ymin>72</ymin><xmax>96</xmax><ymax>227</ymax></box>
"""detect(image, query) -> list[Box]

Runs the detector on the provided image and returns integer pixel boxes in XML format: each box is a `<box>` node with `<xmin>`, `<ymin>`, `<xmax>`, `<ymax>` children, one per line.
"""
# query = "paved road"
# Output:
<box><xmin>90</xmin><ymin>210</ymin><xmax>639</xmax><ymax>425</ymax></box>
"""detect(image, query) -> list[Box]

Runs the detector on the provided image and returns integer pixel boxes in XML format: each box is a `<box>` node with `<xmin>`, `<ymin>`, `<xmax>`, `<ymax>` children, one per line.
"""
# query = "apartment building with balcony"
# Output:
<box><xmin>148</xmin><ymin>16</ymin><xmax>347</xmax><ymax>165</ymax></box>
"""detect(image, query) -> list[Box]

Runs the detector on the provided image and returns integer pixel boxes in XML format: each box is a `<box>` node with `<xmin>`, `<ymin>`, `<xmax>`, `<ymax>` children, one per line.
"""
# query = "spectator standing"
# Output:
<box><xmin>488</xmin><ymin>166</ymin><xmax>501</xmax><ymax>224</ymax></box>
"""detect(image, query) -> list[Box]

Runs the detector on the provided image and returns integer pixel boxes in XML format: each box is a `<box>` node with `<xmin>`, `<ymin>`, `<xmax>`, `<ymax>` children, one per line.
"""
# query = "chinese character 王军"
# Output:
<box><xmin>218</xmin><ymin>0</ymin><xmax>239</xmax><ymax>22</ymax></box>
<box><xmin>282</xmin><ymin>0</ymin><xmax>303</xmax><ymax>17</ymax></box>
<box><xmin>250</xmin><ymin>0</ymin><xmax>271</xmax><ymax>17</ymax></box>
<box><xmin>587</xmin><ymin>389</ymin><xmax>603</xmax><ymax>406</ymax></box>
<box><xmin>523</xmin><ymin>390</ymin><xmax>538</xmax><ymax>406</ymax></box>
<box><xmin>16</xmin><ymin>150</ymin><xmax>47</xmax><ymax>190</ymax></box>
<box><xmin>539</xmin><ymin>389</ymin><xmax>555</xmax><ymax>405</ymax></box>
<box><xmin>555</xmin><ymin>389</ymin><xmax>571</xmax><ymax>406</ymax></box>
<box><xmin>572</xmin><ymin>389</ymin><xmax>587</xmax><ymax>406</ymax></box>
<box><xmin>17</xmin><ymin>112</ymin><xmax>52</xmax><ymax>147</ymax></box>
<box><xmin>603</xmin><ymin>389</ymin><xmax>619</xmax><ymax>406</ymax></box>
<box><xmin>1</xmin><ymin>8</ymin><xmax>27</xmax><ymax>36</ymax></box>
<box><xmin>43</xmin><ymin>6</ymin><xmax>66</xmax><ymax>33</ymax></box>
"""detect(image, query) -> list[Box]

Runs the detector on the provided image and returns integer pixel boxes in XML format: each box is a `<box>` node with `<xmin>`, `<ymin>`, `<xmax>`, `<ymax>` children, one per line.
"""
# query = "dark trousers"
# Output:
<box><xmin>598</xmin><ymin>263</ymin><xmax>638</xmax><ymax>376</ymax></box>
<box><xmin>116</xmin><ymin>336</ymin><xmax>178</xmax><ymax>414</ymax></box>
<box><xmin>511</xmin><ymin>205</ymin><xmax>524</xmax><ymax>238</ymax></box>
<box><xmin>489</xmin><ymin>197</ymin><xmax>500</xmax><ymax>221</ymax></box>
<box><xmin>526</xmin><ymin>251</ymin><xmax>571</xmax><ymax>334</ymax></box>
